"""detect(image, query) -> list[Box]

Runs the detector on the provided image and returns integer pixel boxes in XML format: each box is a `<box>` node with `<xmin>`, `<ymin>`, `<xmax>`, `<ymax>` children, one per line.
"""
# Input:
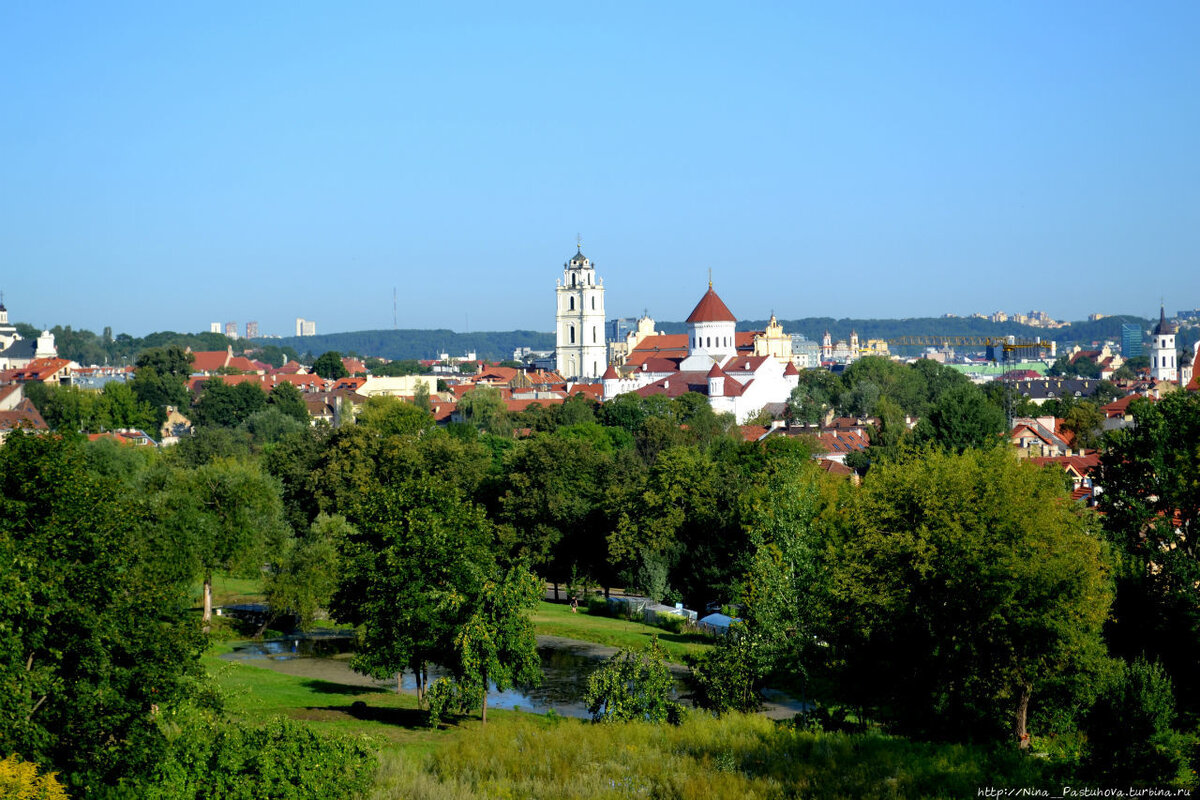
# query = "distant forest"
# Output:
<box><xmin>16</xmin><ymin>313</ymin><xmax>1198</xmax><ymax>366</ymax></box>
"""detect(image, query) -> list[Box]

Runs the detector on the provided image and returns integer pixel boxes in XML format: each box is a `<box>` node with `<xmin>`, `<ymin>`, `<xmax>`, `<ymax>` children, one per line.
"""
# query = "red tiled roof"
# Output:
<box><xmin>568</xmin><ymin>384</ymin><xmax>603</xmax><ymax>399</ymax></box>
<box><xmin>187</xmin><ymin>373</ymin><xmax>334</xmax><ymax>393</ymax></box>
<box><xmin>814</xmin><ymin>430</ymin><xmax>870</xmax><ymax>455</ymax></box>
<box><xmin>0</xmin><ymin>398</ymin><xmax>48</xmax><ymax>434</ymax></box>
<box><xmin>739</xmin><ymin>424</ymin><xmax>769</xmax><ymax>442</ymax></box>
<box><xmin>686</xmin><ymin>287</ymin><xmax>737</xmax><ymax>323</ymax></box>
<box><xmin>602</xmin><ymin>364</ymin><xmax>620</xmax><ymax>379</ymax></box>
<box><xmin>783</xmin><ymin>361</ymin><xmax>799</xmax><ymax>376</ymax></box>
<box><xmin>5</xmin><ymin>358</ymin><xmax>72</xmax><ymax>383</ymax></box>
<box><xmin>817</xmin><ymin>458</ymin><xmax>856</xmax><ymax>477</ymax></box>
<box><xmin>189</xmin><ymin>349</ymin><xmax>232</xmax><ymax>373</ymax></box>
<box><xmin>1187</xmin><ymin>347</ymin><xmax>1200</xmax><ymax>391</ymax></box>
<box><xmin>274</xmin><ymin>361</ymin><xmax>307</xmax><ymax>375</ymax></box>
<box><xmin>342</xmin><ymin>357</ymin><xmax>367</xmax><ymax>375</ymax></box>
<box><xmin>1100</xmin><ymin>393</ymin><xmax>1147</xmax><ymax>418</ymax></box>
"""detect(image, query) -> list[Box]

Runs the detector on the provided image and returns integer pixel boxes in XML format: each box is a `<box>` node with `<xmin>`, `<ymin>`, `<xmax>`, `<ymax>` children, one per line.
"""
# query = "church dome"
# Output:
<box><xmin>686</xmin><ymin>287</ymin><xmax>737</xmax><ymax>323</ymax></box>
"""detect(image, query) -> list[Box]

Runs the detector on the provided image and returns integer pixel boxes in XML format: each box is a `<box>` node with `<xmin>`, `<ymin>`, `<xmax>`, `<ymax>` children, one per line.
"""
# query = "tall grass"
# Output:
<box><xmin>370</xmin><ymin>713</ymin><xmax>1051</xmax><ymax>800</ymax></box>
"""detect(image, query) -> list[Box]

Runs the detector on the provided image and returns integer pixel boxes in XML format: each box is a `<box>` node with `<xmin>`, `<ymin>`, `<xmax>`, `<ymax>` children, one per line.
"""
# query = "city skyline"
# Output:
<box><xmin>2</xmin><ymin>3</ymin><xmax>1198</xmax><ymax>337</ymax></box>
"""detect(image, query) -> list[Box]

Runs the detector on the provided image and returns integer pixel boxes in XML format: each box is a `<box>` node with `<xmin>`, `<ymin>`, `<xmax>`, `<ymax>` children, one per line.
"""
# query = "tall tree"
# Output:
<box><xmin>451</xmin><ymin>564</ymin><xmax>543</xmax><ymax>724</ymax></box>
<box><xmin>331</xmin><ymin>477</ymin><xmax>494</xmax><ymax>704</ymax></box>
<box><xmin>311</xmin><ymin>351</ymin><xmax>348</xmax><ymax>380</ymax></box>
<box><xmin>829</xmin><ymin>447</ymin><xmax>1111</xmax><ymax>745</ymax></box>
<box><xmin>0</xmin><ymin>432</ymin><xmax>204</xmax><ymax>787</ymax></box>
<box><xmin>267</xmin><ymin>381</ymin><xmax>310</xmax><ymax>424</ymax></box>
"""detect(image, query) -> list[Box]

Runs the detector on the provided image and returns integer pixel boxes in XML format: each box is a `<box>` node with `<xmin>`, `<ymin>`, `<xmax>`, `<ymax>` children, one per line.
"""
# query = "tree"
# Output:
<box><xmin>786</xmin><ymin>369</ymin><xmax>841</xmax><ymax>424</ymax></box>
<box><xmin>498</xmin><ymin>432</ymin><xmax>609</xmax><ymax>594</ymax></box>
<box><xmin>458</xmin><ymin>386</ymin><xmax>510</xmax><ymax>435</ymax></box>
<box><xmin>914</xmin><ymin>383</ymin><xmax>1005</xmax><ymax>453</ymax></box>
<box><xmin>356</xmin><ymin>395</ymin><xmax>435</xmax><ymax>438</ymax></box>
<box><xmin>1060</xmin><ymin>401</ymin><xmax>1105</xmax><ymax>451</ymax></box>
<box><xmin>191</xmin><ymin>379</ymin><xmax>267</xmax><ymax>428</ymax></box>
<box><xmin>148</xmin><ymin>458</ymin><xmax>288</xmax><ymax>623</ymax></box>
<box><xmin>239</xmin><ymin>407</ymin><xmax>306</xmax><ymax>446</ymax></box>
<box><xmin>129</xmin><ymin>365</ymin><xmax>190</xmax><ymax>430</ymax></box>
<box><xmin>828</xmin><ymin>447</ymin><xmax>1111</xmax><ymax>745</ymax></box>
<box><xmin>0</xmin><ymin>432</ymin><xmax>204</xmax><ymax>787</ymax></box>
<box><xmin>135</xmin><ymin>344</ymin><xmax>194</xmax><ymax>377</ymax></box>
<box><xmin>267</xmin><ymin>381</ymin><xmax>309</xmax><ymax>423</ymax></box>
<box><xmin>1099</xmin><ymin>391</ymin><xmax>1200</xmax><ymax>715</ymax></box>
<box><xmin>311</xmin><ymin>351</ymin><xmax>348</xmax><ymax>380</ymax></box>
<box><xmin>450</xmin><ymin>564</ymin><xmax>543</xmax><ymax>723</ymax></box>
<box><xmin>583</xmin><ymin>637</ymin><xmax>683</xmax><ymax>724</ymax></box>
<box><xmin>262</xmin><ymin>513</ymin><xmax>349</xmax><ymax>632</ymax></box>
<box><xmin>331</xmin><ymin>477</ymin><xmax>494</xmax><ymax>705</ymax></box>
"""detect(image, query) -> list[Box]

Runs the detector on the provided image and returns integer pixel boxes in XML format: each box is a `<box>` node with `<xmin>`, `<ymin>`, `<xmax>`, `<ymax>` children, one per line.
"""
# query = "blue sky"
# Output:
<box><xmin>2</xmin><ymin>2</ymin><xmax>1198</xmax><ymax>337</ymax></box>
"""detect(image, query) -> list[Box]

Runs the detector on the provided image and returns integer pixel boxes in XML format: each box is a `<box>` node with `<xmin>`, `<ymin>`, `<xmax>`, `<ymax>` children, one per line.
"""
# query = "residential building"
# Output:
<box><xmin>224</xmin><ymin>321</ymin><xmax>238</xmax><ymax>339</ymax></box>
<box><xmin>246</xmin><ymin>321</ymin><xmax>259</xmax><ymax>339</ymax></box>
<box><xmin>295</xmin><ymin>318</ymin><xmax>317</xmax><ymax>337</ymax></box>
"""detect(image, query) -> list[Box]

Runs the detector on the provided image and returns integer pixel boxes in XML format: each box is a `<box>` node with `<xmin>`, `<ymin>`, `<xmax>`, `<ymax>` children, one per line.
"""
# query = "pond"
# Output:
<box><xmin>222</xmin><ymin>634</ymin><xmax>691</xmax><ymax>719</ymax></box>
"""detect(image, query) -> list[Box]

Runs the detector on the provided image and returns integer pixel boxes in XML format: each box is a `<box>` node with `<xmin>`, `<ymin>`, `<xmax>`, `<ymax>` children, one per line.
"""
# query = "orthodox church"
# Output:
<box><xmin>601</xmin><ymin>283</ymin><xmax>800</xmax><ymax>423</ymax></box>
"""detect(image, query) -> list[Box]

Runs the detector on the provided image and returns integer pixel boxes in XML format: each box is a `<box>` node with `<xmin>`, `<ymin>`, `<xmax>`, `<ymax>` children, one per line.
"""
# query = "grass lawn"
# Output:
<box><xmin>531</xmin><ymin>601</ymin><xmax>712</xmax><ymax>663</ymax></box>
<box><xmin>202</xmin><ymin>644</ymin><xmax>551</xmax><ymax>760</ymax></box>
<box><xmin>191</xmin><ymin>573</ymin><xmax>266</xmax><ymax>610</ymax></box>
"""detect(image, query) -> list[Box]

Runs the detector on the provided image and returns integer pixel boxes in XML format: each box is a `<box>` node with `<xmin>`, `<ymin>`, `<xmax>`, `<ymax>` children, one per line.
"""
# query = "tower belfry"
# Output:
<box><xmin>555</xmin><ymin>241</ymin><xmax>606</xmax><ymax>379</ymax></box>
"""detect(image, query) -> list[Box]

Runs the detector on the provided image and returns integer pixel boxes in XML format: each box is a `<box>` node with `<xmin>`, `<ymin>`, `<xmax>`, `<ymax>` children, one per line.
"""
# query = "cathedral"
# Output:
<box><xmin>554</xmin><ymin>245</ymin><xmax>606</xmax><ymax>380</ymax></box>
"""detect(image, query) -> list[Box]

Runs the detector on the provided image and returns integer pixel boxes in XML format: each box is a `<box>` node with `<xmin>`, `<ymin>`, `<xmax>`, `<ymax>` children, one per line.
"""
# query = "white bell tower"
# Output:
<box><xmin>1149</xmin><ymin>305</ymin><xmax>1178</xmax><ymax>382</ymax></box>
<box><xmin>555</xmin><ymin>242</ymin><xmax>606</xmax><ymax>379</ymax></box>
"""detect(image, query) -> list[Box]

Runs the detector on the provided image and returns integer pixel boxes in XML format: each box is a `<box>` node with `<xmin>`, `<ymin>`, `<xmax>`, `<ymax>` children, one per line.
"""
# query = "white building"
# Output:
<box><xmin>555</xmin><ymin>246</ymin><xmax>606</xmax><ymax>380</ymax></box>
<box><xmin>601</xmin><ymin>283</ymin><xmax>800</xmax><ymax>423</ymax></box>
<box><xmin>1149</xmin><ymin>306</ymin><xmax>1178</xmax><ymax>382</ymax></box>
<box><xmin>295</xmin><ymin>318</ymin><xmax>317</xmax><ymax>337</ymax></box>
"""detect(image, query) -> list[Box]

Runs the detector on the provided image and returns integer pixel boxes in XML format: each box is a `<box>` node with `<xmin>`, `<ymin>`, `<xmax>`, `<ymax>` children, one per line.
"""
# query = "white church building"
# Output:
<box><xmin>554</xmin><ymin>246</ymin><xmax>606</xmax><ymax>380</ymax></box>
<box><xmin>601</xmin><ymin>283</ymin><xmax>800</xmax><ymax>423</ymax></box>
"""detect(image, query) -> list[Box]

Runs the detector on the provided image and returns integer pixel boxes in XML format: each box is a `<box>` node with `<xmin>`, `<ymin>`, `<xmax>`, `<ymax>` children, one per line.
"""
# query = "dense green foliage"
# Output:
<box><xmin>583</xmin><ymin>637</ymin><xmax>684</xmax><ymax>724</ymax></box>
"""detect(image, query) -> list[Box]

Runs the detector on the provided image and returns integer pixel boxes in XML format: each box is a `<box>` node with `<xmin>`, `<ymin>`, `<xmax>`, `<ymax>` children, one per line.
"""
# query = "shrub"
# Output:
<box><xmin>585</xmin><ymin>596</ymin><xmax>613</xmax><ymax>617</ymax></box>
<box><xmin>1084</xmin><ymin>657</ymin><xmax>1194</xmax><ymax>787</ymax></box>
<box><xmin>144</xmin><ymin>716</ymin><xmax>377</xmax><ymax>799</ymax></box>
<box><xmin>0</xmin><ymin>754</ymin><xmax>69</xmax><ymax>800</ymax></box>
<box><xmin>653</xmin><ymin>612</ymin><xmax>688</xmax><ymax>635</ymax></box>
<box><xmin>583</xmin><ymin>636</ymin><xmax>685</xmax><ymax>724</ymax></box>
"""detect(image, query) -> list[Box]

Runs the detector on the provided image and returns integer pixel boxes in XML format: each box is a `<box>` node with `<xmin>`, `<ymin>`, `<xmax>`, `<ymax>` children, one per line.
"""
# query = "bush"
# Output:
<box><xmin>144</xmin><ymin>716</ymin><xmax>377</xmax><ymax>799</ymax></box>
<box><xmin>653</xmin><ymin>612</ymin><xmax>688</xmax><ymax>635</ymax></box>
<box><xmin>583</xmin><ymin>636</ymin><xmax>685</xmax><ymax>725</ymax></box>
<box><xmin>1084</xmin><ymin>657</ymin><xmax>1194</xmax><ymax>787</ymax></box>
<box><xmin>585</xmin><ymin>596</ymin><xmax>614</xmax><ymax>617</ymax></box>
<box><xmin>0</xmin><ymin>754</ymin><xmax>69</xmax><ymax>800</ymax></box>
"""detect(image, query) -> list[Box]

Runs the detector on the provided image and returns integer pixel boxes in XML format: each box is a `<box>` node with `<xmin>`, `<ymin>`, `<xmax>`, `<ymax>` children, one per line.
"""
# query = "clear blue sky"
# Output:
<box><xmin>2</xmin><ymin>2</ymin><xmax>1198</xmax><ymax>337</ymax></box>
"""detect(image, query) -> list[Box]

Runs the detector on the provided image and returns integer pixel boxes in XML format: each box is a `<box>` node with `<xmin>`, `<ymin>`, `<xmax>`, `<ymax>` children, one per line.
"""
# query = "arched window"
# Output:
<box><xmin>569</xmin><ymin>325</ymin><xmax>575</xmax><ymax>344</ymax></box>
<box><xmin>706</xmin><ymin>337</ymin><xmax>711</xmax><ymax>347</ymax></box>
<box><xmin>569</xmin><ymin>297</ymin><xmax>575</xmax><ymax>311</ymax></box>
<box><xmin>571</xmin><ymin>274</ymin><xmax>576</xmax><ymax>287</ymax></box>
<box><xmin>591</xmin><ymin>296</ymin><xmax>595</xmax><ymax>310</ymax></box>
<box><xmin>593</xmin><ymin>327</ymin><xmax>597</xmax><ymax>343</ymax></box>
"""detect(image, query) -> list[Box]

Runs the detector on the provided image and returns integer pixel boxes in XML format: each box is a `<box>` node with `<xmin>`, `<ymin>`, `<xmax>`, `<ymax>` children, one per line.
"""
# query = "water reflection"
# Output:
<box><xmin>222</xmin><ymin>637</ymin><xmax>686</xmax><ymax>718</ymax></box>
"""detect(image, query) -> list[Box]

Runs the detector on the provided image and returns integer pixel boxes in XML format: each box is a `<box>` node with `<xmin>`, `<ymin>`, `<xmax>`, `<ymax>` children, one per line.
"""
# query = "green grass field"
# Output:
<box><xmin>531</xmin><ymin>601</ymin><xmax>712</xmax><ymax>662</ymax></box>
<box><xmin>203</xmin><ymin>645</ymin><xmax>1053</xmax><ymax>799</ymax></box>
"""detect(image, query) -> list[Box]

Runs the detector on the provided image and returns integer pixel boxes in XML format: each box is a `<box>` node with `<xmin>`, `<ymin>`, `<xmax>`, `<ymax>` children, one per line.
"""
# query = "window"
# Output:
<box><xmin>569</xmin><ymin>325</ymin><xmax>575</xmax><ymax>344</ymax></box>
<box><xmin>706</xmin><ymin>337</ymin><xmax>711</xmax><ymax>347</ymax></box>
<box><xmin>591</xmin><ymin>296</ymin><xmax>595</xmax><ymax>310</ymax></box>
<box><xmin>569</xmin><ymin>297</ymin><xmax>575</xmax><ymax>311</ymax></box>
<box><xmin>592</xmin><ymin>327</ymin><xmax>597</xmax><ymax>343</ymax></box>
<box><xmin>571</xmin><ymin>274</ymin><xmax>576</xmax><ymax>287</ymax></box>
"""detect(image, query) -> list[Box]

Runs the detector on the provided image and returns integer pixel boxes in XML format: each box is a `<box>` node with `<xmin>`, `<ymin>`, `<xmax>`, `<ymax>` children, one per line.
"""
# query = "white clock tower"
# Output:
<box><xmin>555</xmin><ymin>244</ymin><xmax>606</xmax><ymax>379</ymax></box>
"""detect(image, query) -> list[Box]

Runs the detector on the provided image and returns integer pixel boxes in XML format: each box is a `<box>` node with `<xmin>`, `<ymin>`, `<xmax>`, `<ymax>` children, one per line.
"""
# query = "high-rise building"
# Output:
<box><xmin>1121</xmin><ymin>323</ymin><xmax>1143</xmax><ymax>358</ymax></box>
<box><xmin>224</xmin><ymin>322</ymin><xmax>238</xmax><ymax>340</ymax></box>
<box><xmin>295</xmin><ymin>318</ymin><xmax>316</xmax><ymax>337</ymax></box>
<box><xmin>555</xmin><ymin>245</ymin><xmax>606</xmax><ymax>379</ymax></box>
<box><xmin>245</xmin><ymin>321</ymin><xmax>259</xmax><ymax>339</ymax></box>
<box><xmin>210</xmin><ymin>322</ymin><xmax>221</xmax><ymax>334</ymax></box>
